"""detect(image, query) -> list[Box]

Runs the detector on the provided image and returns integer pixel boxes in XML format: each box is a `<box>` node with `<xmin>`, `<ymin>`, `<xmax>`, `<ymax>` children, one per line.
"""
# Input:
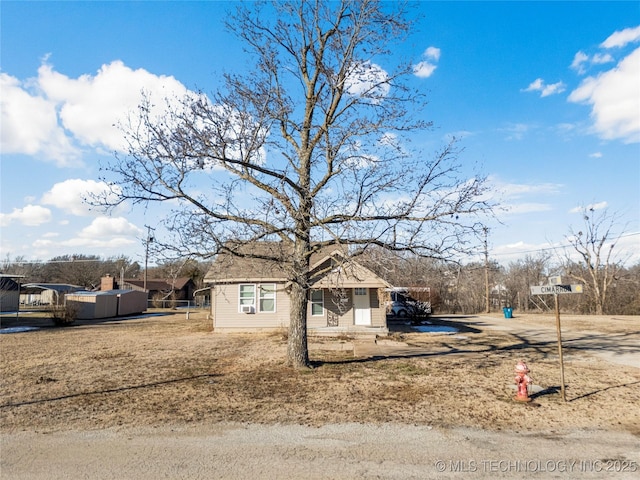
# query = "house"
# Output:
<box><xmin>101</xmin><ymin>275</ymin><xmax>197</xmax><ymax>305</ymax></box>
<box><xmin>203</xmin><ymin>243</ymin><xmax>391</xmax><ymax>334</ymax></box>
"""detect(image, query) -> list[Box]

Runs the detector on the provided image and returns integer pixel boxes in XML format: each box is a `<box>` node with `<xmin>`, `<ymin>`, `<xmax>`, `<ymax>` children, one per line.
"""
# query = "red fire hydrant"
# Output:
<box><xmin>514</xmin><ymin>360</ymin><xmax>533</xmax><ymax>402</ymax></box>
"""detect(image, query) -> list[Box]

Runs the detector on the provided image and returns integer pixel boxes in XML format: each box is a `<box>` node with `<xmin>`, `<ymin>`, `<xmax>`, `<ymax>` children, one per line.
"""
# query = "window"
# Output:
<box><xmin>239</xmin><ymin>284</ymin><xmax>255</xmax><ymax>311</ymax></box>
<box><xmin>310</xmin><ymin>289</ymin><xmax>324</xmax><ymax>316</ymax></box>
<box><xmin>239</xmin><ymin>284</ymin><xmax>276</xmax><ymax>313</ymax></box>
<box><xmin>354</xmin><ymin>288</ymin><xmax>367</xmax><ymax>296</ymax></box>
<box><xmin>259</xmin><ymin>284</ymin><xmax>276</xmax><ymax>313</ymax></box>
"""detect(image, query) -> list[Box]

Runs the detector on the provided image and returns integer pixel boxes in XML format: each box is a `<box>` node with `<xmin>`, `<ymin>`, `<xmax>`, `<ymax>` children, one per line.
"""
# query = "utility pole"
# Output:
<box><xmin>484</xmin><ymin>226</ymin><xmax>490</xmax><ymax>313</ymax></box>
<box><xmin>143</xmin><ymin>225</ymin><xmax>155</xmax><ymax>292</ymax></box>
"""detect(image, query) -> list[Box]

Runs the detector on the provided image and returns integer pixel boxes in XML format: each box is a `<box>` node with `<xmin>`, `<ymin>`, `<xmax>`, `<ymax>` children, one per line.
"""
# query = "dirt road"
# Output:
<box><xmin>2</xmin><ymin>423</ymin><xmax>639</xmax><ymax>479</ymax></box>
<box><xmin>469</xmin><ymin>314</ymin><xmax>640</xmax><ymax>369</ymax></box>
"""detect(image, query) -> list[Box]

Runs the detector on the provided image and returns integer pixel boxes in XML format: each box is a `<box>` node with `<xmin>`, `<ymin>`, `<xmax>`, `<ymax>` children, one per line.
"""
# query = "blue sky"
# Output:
<box><xmin>1</xmin><ymin>1</ymin><xmax>639</xmax><ymax>267</ymax></box>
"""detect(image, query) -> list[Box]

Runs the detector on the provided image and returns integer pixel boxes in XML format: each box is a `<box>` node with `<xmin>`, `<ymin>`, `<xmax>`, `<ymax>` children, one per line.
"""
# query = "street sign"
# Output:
<box><xmin>530</xmin><ymin>284</ymin><xmax>584</xmax><ymax>295</ymax></box>
<box><xmin>528</xmin><ymin>282</ymin><xmax>584</xmax><ymax>403</ymax></box>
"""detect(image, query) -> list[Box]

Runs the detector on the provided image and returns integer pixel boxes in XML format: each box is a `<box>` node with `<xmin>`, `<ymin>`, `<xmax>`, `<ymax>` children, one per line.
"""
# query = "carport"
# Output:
<box><xmin>21</xmin><ymin>283</ymin><xmax>85</xmax><ymax>306</ymax></box>
<box><xmin>0</xmin><ymin>274</ymin><xmax>23</xmax><ymax>313</ymax></box>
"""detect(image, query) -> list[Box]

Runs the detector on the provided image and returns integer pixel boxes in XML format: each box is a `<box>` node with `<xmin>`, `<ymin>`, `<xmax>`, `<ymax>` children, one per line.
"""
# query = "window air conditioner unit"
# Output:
<box><xmin>241</xmin><ymin>305</ymin><xmax>254</xmax><ymax>314</ymax></box>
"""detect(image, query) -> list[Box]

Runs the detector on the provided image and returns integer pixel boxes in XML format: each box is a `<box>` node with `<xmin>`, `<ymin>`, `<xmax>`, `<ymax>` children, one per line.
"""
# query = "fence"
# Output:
<box><xmin>147</xmin><ymin>299</ymin><xmax>210</xmax><ymax>309</ymax></box>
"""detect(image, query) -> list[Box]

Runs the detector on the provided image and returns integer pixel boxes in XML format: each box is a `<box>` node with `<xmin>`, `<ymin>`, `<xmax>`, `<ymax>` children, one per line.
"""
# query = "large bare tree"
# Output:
<box><xmin>98</xmin><ymin>1</ymin><xmax>493</xmax><ymax>367</ymax></box>
<box><xmin>563</xmin><ymin>207</ymin><xmax>627</xmax><ymax>315</ymax></box>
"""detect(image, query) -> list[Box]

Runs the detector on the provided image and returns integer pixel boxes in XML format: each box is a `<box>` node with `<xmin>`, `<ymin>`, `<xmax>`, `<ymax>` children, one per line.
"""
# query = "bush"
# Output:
<box><xmin>49</xmin><ymin>302</ymin><xmax>78</xmax><ymax>326</ymax></box>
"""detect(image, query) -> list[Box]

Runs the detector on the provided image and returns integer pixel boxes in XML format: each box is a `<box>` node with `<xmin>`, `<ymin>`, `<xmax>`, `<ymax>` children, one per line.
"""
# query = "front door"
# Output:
<box><xmin>353</xmin><ymin>288</ymin><xmax>371</xmax><ymax>325</ymax></box>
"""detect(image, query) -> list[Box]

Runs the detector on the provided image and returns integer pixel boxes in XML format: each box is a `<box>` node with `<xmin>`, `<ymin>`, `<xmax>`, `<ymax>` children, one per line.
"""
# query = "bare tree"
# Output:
<box><xmin>97</xmin><ymin>1</ymin><xmax>493</xmax><ymax>367</ymax></box>
<box><xmin>563</xmin><ymin>207</ymin><xmax>627</xmax><ymax>315</ymax></box>
<box><xmin>504</xmin><ymin>253</ymin><xmax>552</xmax><ymax>312</ymax></box>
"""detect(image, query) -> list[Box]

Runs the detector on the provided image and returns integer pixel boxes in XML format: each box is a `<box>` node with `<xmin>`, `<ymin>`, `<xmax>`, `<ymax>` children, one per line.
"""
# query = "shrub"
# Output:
<box><xmin>49</xmin><ymin>302</ymin><xmax>79</xmax><ymax>326</ymax></box>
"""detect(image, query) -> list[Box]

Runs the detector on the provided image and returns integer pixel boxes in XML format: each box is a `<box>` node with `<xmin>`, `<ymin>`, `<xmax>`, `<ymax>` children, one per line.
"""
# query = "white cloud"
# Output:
<box><xmin>443</xmin><ymin>130</ymin><xmax>475</xmax><ymax>143</ymax></box>
<box><xmin>524</xmin><ymin>78</ymin><xmax>544</xmax><ymax>91</ymax></box>
<box><xmin>61</xmin><ymin>236</ymin><xmax>139</xmax><ymax>249</ymax></box>
<box><xmin>498</xmin><ymin>182</ymin><xmax>562</xmax><ymax>198</ymax></box>
<box><xmin>1</xmin><ymin>60</ymin><xmax>191</xmax><ymax>165</ymax></box>
<box><xmin>413</xmin><ymin>61</ymin><xmax>437</xmax><ymax>78</ymax></box>
<box><xmin>0</xmin><ymin>73</ymin><xmax>80</xmax><ymax>166</ymax></box>
<box><xmin>37</xmin><ymin>61</ymin><xmax>189</xmax><ymax>152</ymax></box>
<box><xmin>541</xmin><ymin>82</ymin><xmax>566</xmax><ymax>97</ymax></box>
<box><xmin>0</xmin><ymin>205</ymin><xmax>52</xmax><ymax>227</ymax></box>
<box><xmin>488</xmin><ymin>176</ymin><xmax>563</xmax><ymax>216</ymax></box>
<box><xmin>413</xmin><ymin>46</ymin><xmax>440</xmax><ymax>78</ymax></box>
<box><xmin>571</xmin><ymin>51</ymin><xmax>589</xmax><ymax>74</ymax></box>
<box><xmin>601</xmin><ymin>25</ymin><xmax>640</xmax><ymax>49</ymax></box>
<box><xmin>504</xmin><ymin>203</ymin><xmax>553</xmax><ymax>215</ymax></box>
<box><xmin>568</xmin><ymin>47</ymin><xmax>640</xmax><ymax>143</ymax></box>
<box><xmin>424</xmin><ymin>47</ymin><xmax>441</xmax><ymax>61</ymax></box>
<box><xmin>523</xmin><ymin>78</ymin><xmax>566</xmax><ymax>97</ymax></box>
<box><xmin>77</xmin><ymin>217</ymin><xmax>142</xmax><ymax>239</ymax></box>
<box><xmin>571</xmin><ymin>51</ymin><xmax>614</xmax><ymax>74</ymax></box>
<box><xmin>378</xmin><ymin>132</ymin><xmax>400</xmax><ymax>149</ymax></box>
<box><xmin>41</xmin><ymin>179</ymin><xmax>123</xmax><ymax>216</ymax></box>
<box><xmin>589</xmin><ymin>152</ymin><xmax>602</xmax><ymax>158</ymax></box>
<box><xmin>485</xmin><ymin>177</ymin><xmax>562</xmax><ymax>216</ymax></box>
<box><xmin>12</xmin><ymin>218</ymin><xmax>142</xmax><ymax>259</ymax></box>
<box><xmin>500</xmin><ymin>123</ymin><xmax>532</xmax><ymax>141</ymax></box>
<box><xmin>569</xmin><ymin>201</ymin><xmax>608</xmax><ymax>213</ymax></box>
<box><xmin>32</xmin><ymin>238</ymin><xmax>54</xmax><ymax>248</ymax></box>
<box><xmin>592</xmin><ymin>53</ymin><xmax>614</xmax><ymax>65</ymax></box>
<box><xmin>345</xmin><ymin>61</ymin><xmax>390</xmax><ymax>101</ymax></box>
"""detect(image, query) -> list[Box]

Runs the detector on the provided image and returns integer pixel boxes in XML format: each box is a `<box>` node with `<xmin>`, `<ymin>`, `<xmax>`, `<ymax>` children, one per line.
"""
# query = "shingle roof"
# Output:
<box><xmin>203</xmin><ymin>242</ymin><xmax>297</xmax><ymax>283</ymax></box>
<box><xmin>204</xmin><ymin>242</ymin><xmax>389</xmax><ymax>288</ymax></box>
<box><xmin>123</xmin><ymin>277</ymin><xmax>193</xmax><ymax>291</ymax></box>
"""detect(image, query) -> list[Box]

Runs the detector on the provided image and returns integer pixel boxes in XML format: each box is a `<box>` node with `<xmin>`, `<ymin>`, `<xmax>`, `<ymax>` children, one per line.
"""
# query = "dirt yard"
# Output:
<box><xmin>1</xmin><ymin>310</ymin><xmax>639</xmax><ymax>479</ymax></box>
<box><xmin>1</xmin><ymin>310</ymin><xmax>638</xmax><ymax>434</ymax></box>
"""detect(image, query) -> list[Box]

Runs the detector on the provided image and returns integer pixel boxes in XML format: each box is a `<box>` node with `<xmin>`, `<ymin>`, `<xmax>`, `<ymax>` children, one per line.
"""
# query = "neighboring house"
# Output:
<box><xmin>204</xmin><ymin>244</ymin><xmax>391</xmax><ymax>334</ymax></box>
<box><xmin>101</xmin><ymin>275</ymin><xmax>196</xmax><ymax>302</ymax></box>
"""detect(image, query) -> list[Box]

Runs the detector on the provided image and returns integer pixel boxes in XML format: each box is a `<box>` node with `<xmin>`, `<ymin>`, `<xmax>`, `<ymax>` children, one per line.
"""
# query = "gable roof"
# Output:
<box><xmin>203</xmin><ymin>242</ymin><xmax>292</xmax><ymax>283</ymax></box>
<box><xmin>309</xmin><ymin>253</ymin><xmax>391</xmax><ymax>288</ymax></box>
<box><xmin>123</xmin><ymin>277</ymin><xmax>194</xmax><ymax>292</ymax></box>
<box><xmin>204</xmin><ymin>242</ymin><xmax>390</xmax><ymax>289</ymax></box>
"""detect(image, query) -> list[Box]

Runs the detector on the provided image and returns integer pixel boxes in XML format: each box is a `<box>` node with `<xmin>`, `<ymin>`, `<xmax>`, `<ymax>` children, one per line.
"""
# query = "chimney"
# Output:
<box><xmin>101</xmin><ymin>274</ymin><xmax>116</xmax><ymax>291</ymax></box>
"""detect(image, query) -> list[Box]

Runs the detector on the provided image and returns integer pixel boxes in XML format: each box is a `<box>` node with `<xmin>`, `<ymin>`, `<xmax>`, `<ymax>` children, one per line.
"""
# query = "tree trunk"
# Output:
<box><xmin>287</xmin><ymin>280</ymin><xmax>310</xmax><ymax>368</ymax></box>
<box><xmin>287</xmin><ymin>237</ymin><xmax>311</xmax><ymax>368</ymax></box>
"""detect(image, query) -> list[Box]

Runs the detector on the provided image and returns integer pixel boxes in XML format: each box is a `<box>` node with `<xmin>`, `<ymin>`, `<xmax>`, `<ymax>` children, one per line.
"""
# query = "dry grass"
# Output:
<box><xmin>1</xmin><ymin>310</ymin><xmax>639</xmax><ymax>435</ymax></box>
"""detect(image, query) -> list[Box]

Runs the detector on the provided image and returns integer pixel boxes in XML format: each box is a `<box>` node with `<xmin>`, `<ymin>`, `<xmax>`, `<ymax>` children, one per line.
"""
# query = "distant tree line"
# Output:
<box><xmin>3</xmin><ymin>248</ymin><xmax>637</xmax><ymax>315</ymax></box>
<box><xmin>359</xmin><ymin>207</ymin><xmax>640</xmax><ymax>316</ymax></box>
<box><xmin>3</xmin><ymin>210</ymin><xmax>636</xmax><ymax>315</ymax></box>
<box><xmin>0</xmin><ymin>255</ymin><xmax>211</xmax><ymax>292</ymax></box>
<box><xmin>358</xmin><ymin>249</ymin><xmax>640</xmax><ymax>316</ymax></box>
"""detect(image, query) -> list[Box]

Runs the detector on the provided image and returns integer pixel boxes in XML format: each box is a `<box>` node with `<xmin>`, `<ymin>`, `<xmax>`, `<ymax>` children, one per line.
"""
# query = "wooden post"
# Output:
<box><xmin>554</xmin><ymin>293</ymin><xmax>567</xmax><ymax>402</ymax></box>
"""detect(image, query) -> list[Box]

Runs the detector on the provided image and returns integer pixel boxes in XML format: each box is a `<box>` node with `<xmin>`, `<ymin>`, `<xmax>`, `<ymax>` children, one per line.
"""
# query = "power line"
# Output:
<box><xmin>490</xmin><ymin>232</ymin><xmax>640</xmax><ymax>257</ymax></box>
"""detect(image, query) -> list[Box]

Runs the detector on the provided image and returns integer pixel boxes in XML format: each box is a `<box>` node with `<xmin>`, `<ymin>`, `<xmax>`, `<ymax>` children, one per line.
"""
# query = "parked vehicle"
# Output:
<box><xmin>387</xmin><ymin>288</ymin><xmax>431</xmax><ymax>318</ymax></box>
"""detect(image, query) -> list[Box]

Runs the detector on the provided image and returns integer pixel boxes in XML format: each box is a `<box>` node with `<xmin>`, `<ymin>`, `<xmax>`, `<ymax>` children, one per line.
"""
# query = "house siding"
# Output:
<box><xmin>205</xmin><ymin>246</ymin><xmax>390</xmax><ymax>334</ymax></box>
<box><xmin>213</xmin><ymin>285</ymin><xmax>386</xmax><ymax>332</ymax></box>
<box><xmin>307</xmin><ymin>288</ymin><xmax>386</xmax><ymax>329</ymax></box>
<box><xmin>212</xmin><ymin>283</ymin><xmax>291</xmax><ymax>331</ymax></box>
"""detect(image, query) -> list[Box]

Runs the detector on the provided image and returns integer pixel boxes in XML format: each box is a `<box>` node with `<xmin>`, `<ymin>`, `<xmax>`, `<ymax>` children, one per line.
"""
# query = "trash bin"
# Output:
<box><xmin>503</xmin><ymin>307</ymin><xmax>513</xmax><ymax>319</ymax></box>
